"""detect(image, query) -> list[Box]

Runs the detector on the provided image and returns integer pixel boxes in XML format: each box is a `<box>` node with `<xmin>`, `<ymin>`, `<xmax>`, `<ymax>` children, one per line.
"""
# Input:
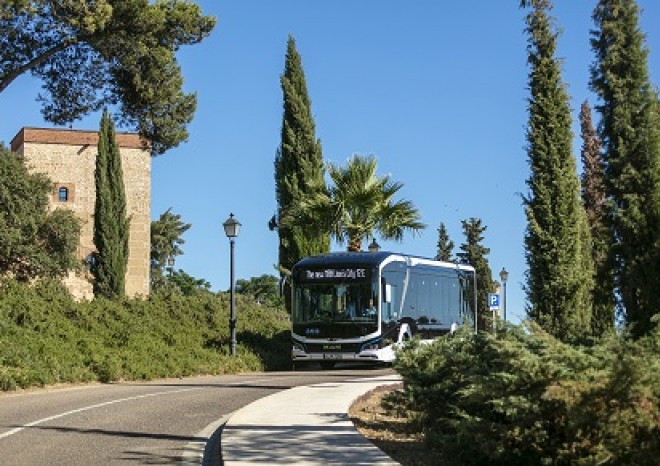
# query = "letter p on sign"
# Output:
<box><xmin>488</xmin><ymin>293</ymin><xmax>500</xmax><ymax>310</ymax></box>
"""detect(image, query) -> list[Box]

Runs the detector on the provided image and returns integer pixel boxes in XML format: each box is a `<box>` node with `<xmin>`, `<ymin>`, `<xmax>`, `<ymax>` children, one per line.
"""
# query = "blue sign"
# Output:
<box><xmin>488</xmin><ymin>293</ymin><xmax>500</xmax><ymax>310</ymax></box>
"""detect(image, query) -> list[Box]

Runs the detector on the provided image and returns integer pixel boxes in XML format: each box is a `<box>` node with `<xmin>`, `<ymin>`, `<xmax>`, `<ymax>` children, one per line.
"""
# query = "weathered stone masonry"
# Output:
<box><xmin>10</xmin><ymin>127</ymin><xmax>151</xmax><ymax>299</ymax></box>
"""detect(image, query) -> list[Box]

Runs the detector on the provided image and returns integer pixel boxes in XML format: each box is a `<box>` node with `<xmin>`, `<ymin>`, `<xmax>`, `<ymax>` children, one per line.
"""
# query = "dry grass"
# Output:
<box><xmin>348</xmin><ymin>383</ymin><xmax>445</xmax><ymax>466</ymax></box>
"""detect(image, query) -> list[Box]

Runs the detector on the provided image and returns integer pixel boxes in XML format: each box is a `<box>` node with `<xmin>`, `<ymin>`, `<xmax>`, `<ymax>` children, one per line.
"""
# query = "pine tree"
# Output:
<box><xmin>93</xmin><ymin>110</ymin><xmax>130</xmax><ymax>298</ymax></box>
<box><xmin>579</xmin><ymin>100</ymin><xmax>614</xmax><ymax>337</ymax></box>
<box><xmin>150</xmin><ymin>208</ymin><xmax>191</xmax><ymax>291</ymax></box>
<box><xmin>435</xmin><ymin>222</ymin><xmax>454</xmax><ymax>262</ymax></box>
<box><xmin>274</xmin><ymin>36</ymin><xmax>330</xmax><ymax>282</ymax></box>
<box><xmin>590</xmin><ymin>0</ymin><xmax>660</xmax><ymax>337</ymax></box>
<box><xmin>457</xmin><ymin>218</ymin><xmax>494</xmax><ymax>332</ymax></box>
<box><xmin>1</xmin><ymin>1</ymin><xmax>216</xmax><ymax>155</ymax></box>
<box><xmin>521</xmin><ymin>0</ymin><xmax>593</xmax><ymax>342</ymax></box>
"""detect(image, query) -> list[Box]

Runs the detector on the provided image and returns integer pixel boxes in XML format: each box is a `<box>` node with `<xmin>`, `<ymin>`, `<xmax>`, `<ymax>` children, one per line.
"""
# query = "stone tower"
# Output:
<box><xmin>10</xmin><ymin>127</ymin><xmax>151</xmax><ymax>299</ymax></box>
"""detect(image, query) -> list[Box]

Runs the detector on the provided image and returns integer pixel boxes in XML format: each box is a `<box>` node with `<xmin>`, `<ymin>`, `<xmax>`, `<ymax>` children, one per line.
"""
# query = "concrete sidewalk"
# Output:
<box><xmin>220</xmin><ymin>374</ymin><xmax>401</xmax><ymax>465</ymax></box>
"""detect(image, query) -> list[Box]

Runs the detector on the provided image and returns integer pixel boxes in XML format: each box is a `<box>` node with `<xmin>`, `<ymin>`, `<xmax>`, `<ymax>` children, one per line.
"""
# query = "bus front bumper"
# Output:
<box><xmin>292</xmin><ymin>347</ymin><xmax>388</xmax><ymax>363</ymax></box>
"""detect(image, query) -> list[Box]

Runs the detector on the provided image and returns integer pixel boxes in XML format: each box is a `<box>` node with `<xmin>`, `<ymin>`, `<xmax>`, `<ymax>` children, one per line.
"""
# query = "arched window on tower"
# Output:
<box><xmin>58</xmin><ymin>186</ymin><xmax>69</xmax><ymax>202</ymax></box>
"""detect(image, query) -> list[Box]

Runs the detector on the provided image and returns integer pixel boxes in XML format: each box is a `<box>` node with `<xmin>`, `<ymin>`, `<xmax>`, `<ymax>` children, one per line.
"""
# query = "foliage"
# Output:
<box><xmin>92</xmin><ymin>110</ymin><xmax>129</xmax><ymax>298</ymax></box>
<box><xmin>435</xmin><ymin>222</ymin><xmax>454</xmax><ymax>262</ymax></box>
<box><xmin>457</xmin><ymin>218</ymin><xmax>494</xmax><ymax>331</ymax></box>
<box><xmin>284</xmin><ymin>154</ymin><xmax>425</xmax><ymax>252</ymax></box>
<box><xmin>0</xmin><ymin>0</ymin><xmax>215</xmax><ymax>155</ymax></box>
<box><xmin>521</xmin><ymin>0</ymin><xmax>593</xmax><ymax>342</ymax></box>
<box><xmin>590</xmin><ymin>0</ymin><xmax>660</xmax><ymax>337</ymax></box>
<box><xmin>0</xmin><ymin>148</ymin><xmax>81</xmax><ymax>280</ymax></box>
<box><xmin>150</xmin><ymin>208</ymin><xmax>191</xmax><ymax>291</ymax></box>
<box><xmin>169</xmin><ymin>269</ymin><xmax>211</xmax><ymax>296</ymax></box>
<box><xmin>579</xmin><ymin>100</ymin><xmax>615</xmax><ymax>336</ymax></box>
<box><xmin>0</xmin><ymin>278</ymin><xmax>291</xmax><ymax>391</ymax></box>
<box><xmin>235</xmin><ymin>274</ymin><xmax>283</xmax><ymax>307</ymax></box>
<box><xmin>392</xmin><ymin>322</ymin><xmax>660</xmax><ymax>465</ymax></box>
<box><xmin>274</xmin><ymin>35</ymin><xmax>330</xmax><ymax>281</ymax></box>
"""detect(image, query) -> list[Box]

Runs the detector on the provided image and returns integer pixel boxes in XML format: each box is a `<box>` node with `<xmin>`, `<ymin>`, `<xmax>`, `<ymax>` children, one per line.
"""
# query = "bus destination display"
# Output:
<box><xmin>298</xmin><ymin>267</ymin><xmax>370</xmax><ymax>282</ymax></box>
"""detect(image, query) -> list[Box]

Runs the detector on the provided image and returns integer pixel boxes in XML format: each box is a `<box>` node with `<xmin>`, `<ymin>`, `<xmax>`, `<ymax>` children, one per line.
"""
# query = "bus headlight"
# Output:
<box><xmin>292</xmin><ymin>341</ymin><xmax>305</xmax><ymax>353</ymax></box>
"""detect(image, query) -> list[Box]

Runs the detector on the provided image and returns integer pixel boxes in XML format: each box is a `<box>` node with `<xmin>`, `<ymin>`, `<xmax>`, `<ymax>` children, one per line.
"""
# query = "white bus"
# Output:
<box><xmin>291</xmin><ymin>251</ymin><xmax>477</xmax><ymax>369</ymax></box>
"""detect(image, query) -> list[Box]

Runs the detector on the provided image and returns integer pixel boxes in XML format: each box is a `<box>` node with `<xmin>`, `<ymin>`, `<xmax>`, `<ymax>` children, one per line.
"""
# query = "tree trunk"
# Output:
<box><xmin>348</xmin><ymin>236</ymin><xmax>362</xmax><ymax>252</ymax></box>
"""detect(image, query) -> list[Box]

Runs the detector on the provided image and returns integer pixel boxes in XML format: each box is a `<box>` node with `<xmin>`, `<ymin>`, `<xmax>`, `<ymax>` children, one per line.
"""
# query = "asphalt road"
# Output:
<box><xmin>0</xmin><ymin>365</ymin><xmax>393</xmax><ymax>465</ymax></box>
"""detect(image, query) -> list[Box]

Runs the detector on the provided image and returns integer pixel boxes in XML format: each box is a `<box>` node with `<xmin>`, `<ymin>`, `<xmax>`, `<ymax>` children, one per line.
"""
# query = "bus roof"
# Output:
<box><xmin>292</xmin><ymin>251</ymin><xmax>475</xmax><ymax>273</ymax></box>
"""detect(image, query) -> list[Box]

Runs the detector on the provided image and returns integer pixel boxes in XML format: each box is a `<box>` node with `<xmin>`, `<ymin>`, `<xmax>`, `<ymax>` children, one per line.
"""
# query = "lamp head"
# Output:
<box><xmin>223</xmin><ymin>213</ymin><xmax>241</xmax><ymax>238</ymax></box>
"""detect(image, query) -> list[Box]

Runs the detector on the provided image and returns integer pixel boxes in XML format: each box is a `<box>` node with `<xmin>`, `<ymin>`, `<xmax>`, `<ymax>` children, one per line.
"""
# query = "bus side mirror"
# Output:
<box><xmin>279</xmin><ymin>276</ymin><xmax>289</xmax><ymax>297</ymax></box>
<box><xmin>383</xmin><ymin>284</ymin><xmax>392</xmax><ymax>303</ymax></box>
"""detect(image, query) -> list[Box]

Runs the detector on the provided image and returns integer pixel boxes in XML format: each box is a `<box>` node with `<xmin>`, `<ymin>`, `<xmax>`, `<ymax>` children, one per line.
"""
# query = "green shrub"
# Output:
<box><xmin>0</xmin><ymin>279</ymin><xmax>291</xmax><ymax>390</ymax></box>
<box><xmin>392</xmin><ymin>322</ymin><xmax>660</xmax><ymax>465</ymax></box>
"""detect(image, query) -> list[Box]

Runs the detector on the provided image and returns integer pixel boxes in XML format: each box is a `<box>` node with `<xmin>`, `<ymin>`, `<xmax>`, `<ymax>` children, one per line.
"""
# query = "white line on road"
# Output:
<box><xmin>0</xmin><ymin>387</ymin><xmax>203</xmax><ymax>440</ymax></box>
<box><xmin>0</xmin><ymin>376</ymin><xmax>280</xmax><ymax>443</ymax></box>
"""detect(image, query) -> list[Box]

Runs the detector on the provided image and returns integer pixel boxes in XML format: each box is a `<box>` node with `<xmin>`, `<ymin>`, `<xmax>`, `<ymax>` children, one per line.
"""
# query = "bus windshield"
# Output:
<box><xmin>293</xmin><ymin>281</ymin><xmax>378</xmax><ymax>325</ymax></box>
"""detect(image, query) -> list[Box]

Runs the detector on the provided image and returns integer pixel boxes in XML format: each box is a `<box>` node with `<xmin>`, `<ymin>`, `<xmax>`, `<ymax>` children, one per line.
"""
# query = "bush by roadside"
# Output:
<box><xmin>0</xmin><ymin>279</ymin><xmax>291</xmax><ymax>391</ymax></box>
<box><xmin>390</xmin><ymin>322</ymin><xmax>660</xmax><ymax>465</ymax></box>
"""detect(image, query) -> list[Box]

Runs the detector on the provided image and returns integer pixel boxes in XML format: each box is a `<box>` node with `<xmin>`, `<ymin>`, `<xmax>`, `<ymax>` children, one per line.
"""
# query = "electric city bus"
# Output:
<box><xmin>290</xmin><ymin>251</ymin><xmax>477</xmax><ymax>368</ymax></box>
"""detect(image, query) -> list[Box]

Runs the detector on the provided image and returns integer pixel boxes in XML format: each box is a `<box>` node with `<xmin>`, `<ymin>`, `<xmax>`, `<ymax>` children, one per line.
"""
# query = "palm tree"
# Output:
<box><xmin>286</xmin><ymin>155</ymin><xmax>425</xmax><ymax>252</ymax></box>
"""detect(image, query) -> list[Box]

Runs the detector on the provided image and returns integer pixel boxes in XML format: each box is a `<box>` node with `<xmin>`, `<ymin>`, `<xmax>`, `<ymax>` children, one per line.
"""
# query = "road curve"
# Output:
<box><xmin>0</xmin><ymin>366</ymin><xmax>393</xmax><ymax>465</ymax></box>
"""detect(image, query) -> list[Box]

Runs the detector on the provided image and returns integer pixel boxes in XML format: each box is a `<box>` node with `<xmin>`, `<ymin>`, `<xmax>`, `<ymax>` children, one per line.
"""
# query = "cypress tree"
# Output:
<box><xmin>93</xmin><ymin>110</ymin><xmax>130</xmax><ymax>298</ymax></box>
<box><xmin>435</xmin><ymin>222</ymin><xmax>454</xmax><ymax>262</ymax></box>
<box><xmin>457</xmin><ymin>218</ymin><xmax>495</xmax><ymax>332</ymax></box>
<box><xmin>274</xmin><ymin>36</ymin><xmax>330</xmax><ymax>287</ymax></box>
<box><xmin>579</xmin><ymin>100</ymin><xmax>614</xmax><ymax>337</ymax></box>
<box><xmin>521</xmin><ymin>0</ymin><xmax>593</xmax><ymax>342</ymax></box>
<box><xmin>590</xmin><ymin>0</ymin><xmax>660</xmax><ymax>337</ymax></box>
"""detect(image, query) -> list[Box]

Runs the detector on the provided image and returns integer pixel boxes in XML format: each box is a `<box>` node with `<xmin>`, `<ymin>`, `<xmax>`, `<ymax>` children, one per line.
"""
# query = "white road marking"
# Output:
<box><xmin>0</xmin><ymin>387</ymin><xmax>202</xmax><ymax>440</ymax></box>
<box><xmin>0</xmin><ymin>376</ymin><xmax>279</xmax><ymax>443</ymax></box>
<box><xmin>1</xmin><ymin>373</ymin><xmax>321</xmax><ymax>466</ymax></box>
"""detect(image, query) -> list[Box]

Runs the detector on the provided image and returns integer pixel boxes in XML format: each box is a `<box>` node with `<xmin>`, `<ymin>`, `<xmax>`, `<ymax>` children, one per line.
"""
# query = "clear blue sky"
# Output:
<box><xmin>1</xmin><ymin>1</ymin><xmax>659</xmax><ymax>323</ymax></box>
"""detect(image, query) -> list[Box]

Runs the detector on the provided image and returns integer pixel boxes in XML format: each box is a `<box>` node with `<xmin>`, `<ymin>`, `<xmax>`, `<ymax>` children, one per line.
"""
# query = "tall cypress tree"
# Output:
<box><xmin>274</xmin><ymin>36</ymin><xmax>330</xmax><ymax>283</ymax></box>
<box><xmin>521</xmin><ymin>0</ymin><xmax>593</xmax><ymax>342</ymax></box>
<box><xmin>457</xmin><ymin>218</ymin><xmax>494</xmax><ymax>332</ymax></box>
<box><xmin>590</xmin><ymin>0</ymin><xmax>660</xmax><ymax>337</ymax></box>
<box><xmin>579</xmin><ymin>100</ymin><xmax>614</xmax><ymax>336</ymax></box>
<box><xmin>93</xmin><ymin>109</ymin><xmax>130</xmax><ymax>298</ymax></box>
<box><xmin>435</xmin><ymin>222</ymin><xmax>454</xmax><ymax>262</ymax></box>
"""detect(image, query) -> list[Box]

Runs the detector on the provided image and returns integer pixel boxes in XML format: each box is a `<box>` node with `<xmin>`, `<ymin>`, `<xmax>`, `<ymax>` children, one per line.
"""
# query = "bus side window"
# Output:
<box><xmin>383</xmin><ymin>283</ymin><xmax>392</xmax><ymax>303</ymax></box>
<box><xmin>383</xmin><ymin>285</ymin><xmax>397</xmax><ymax>322</ymax></box>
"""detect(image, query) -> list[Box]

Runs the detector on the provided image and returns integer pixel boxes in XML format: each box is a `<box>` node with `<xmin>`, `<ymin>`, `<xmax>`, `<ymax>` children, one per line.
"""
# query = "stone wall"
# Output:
<box><xmin>10</xmin><ymin>127</ymin><xmax>151</xmax><ymax>299</ymax></box>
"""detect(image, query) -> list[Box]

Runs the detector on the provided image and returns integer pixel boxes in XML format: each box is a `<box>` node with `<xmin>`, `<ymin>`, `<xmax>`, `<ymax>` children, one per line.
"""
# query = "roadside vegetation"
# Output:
<box><xmin>2</xmin><ymin>1</ymin><xmax>660</xmax><ymax>463</ymax></box>
<box><xmin>0</xmin><ymin>278</ymin><xmax>290</xmax><ymax>391</ymax></box>
<box><xmin>352</xmin><ymin>323</ymin><xmax>660</xmax><ymax>465</ymax></box>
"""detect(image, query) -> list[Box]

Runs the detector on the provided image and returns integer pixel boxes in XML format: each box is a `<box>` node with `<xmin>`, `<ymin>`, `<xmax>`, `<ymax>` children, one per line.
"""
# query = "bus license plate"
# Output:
<box><xmin>323</xmin><ymin>353</ymin><xmax>342</xmax><ymax>360</ymax></box>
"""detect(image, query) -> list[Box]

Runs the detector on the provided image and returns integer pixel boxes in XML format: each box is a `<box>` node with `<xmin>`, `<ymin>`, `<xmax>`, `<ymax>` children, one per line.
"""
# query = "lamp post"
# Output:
<box><xmin>223</xmin><ymin>213</ymin><xmax>241</xmax><ymax>357</ymax></box>
<box><xmin>499</xmin><ymin>267</ymin><xmax>509</xmax><ymax>323</ymax></box>
<box><xmin>368</xmin><ymin>238</ymin><xmax>381</xmax><ymax>253</ymax></box>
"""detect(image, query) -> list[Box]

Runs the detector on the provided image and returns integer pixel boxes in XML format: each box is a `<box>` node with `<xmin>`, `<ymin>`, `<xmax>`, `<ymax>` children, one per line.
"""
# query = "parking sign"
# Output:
<box><xmin>488</xmin><ymin>293</ymin><xmax>500</xmax><ymax>310</ymax></box>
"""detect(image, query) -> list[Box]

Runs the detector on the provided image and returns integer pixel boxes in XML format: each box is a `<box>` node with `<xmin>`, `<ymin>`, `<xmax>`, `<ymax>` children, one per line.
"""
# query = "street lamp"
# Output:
<box><xmin>223</xmin><ymin>213</ymin><xmax>241</xmax><ymax>357</ymax></box>
<box><xmin>368</xmin><ymin>238</ymin><xmax>381</xmax><ymax>253</ymax></box>
<box><xmin>499</xmin><ymin>267</ymin><xmax>509</xmax><ymax>322</ymax></box>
